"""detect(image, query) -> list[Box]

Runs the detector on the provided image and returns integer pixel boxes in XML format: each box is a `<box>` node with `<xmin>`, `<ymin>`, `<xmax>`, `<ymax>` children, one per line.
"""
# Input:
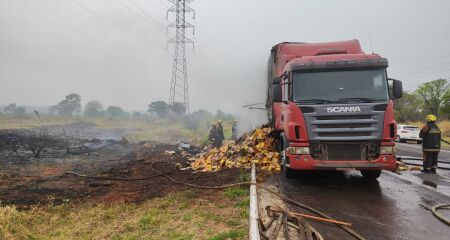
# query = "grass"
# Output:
<box><xmin>224</xmin><ymin>187</ymin><xmax>249</xmax><ymax>200</ymax></box>
<box><xmin>208</xmin><ymin>230</ymin><xmax>245</xmax><ymax>240</ymax></box>
<box><xmin>0</xmin><ymin>115</ymin><xmax>234</xmax><ymax>145</ymax></box>
<box><xmin>0</xmin><ymin>190</ymin><xmax>249</xmax><ymax>240</ymax></box>
<box><xmin>0</xmin><ymin>116</ymin><xmax>245</xmax><ymax>239</ymax></box>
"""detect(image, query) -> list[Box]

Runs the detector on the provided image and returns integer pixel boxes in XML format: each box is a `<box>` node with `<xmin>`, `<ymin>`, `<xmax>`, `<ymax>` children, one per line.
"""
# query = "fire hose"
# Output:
<box><xmin>432</xmin><ymin>204</ymin><xmax>450</xmax><ymax>225</ymax></box>
<box><xmin>66</xmin><ymin>161</ymin><xmax>366</xmax><ymax>240</ymax></box>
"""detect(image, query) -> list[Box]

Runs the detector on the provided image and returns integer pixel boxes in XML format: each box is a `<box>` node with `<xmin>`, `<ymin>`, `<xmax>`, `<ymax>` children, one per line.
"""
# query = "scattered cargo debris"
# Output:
<box><xmin>396</xmin><ymin>160</ymin><xmax>421</xmax><ymax>171</ymax></box>
<box><xmin>190</xmin><ymin>127</ymin><xmax>281</xmax><ymax>172</ymax></box>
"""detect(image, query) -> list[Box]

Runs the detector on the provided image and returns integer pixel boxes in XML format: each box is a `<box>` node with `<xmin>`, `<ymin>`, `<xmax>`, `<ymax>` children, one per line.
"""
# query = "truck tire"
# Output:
<box><xmin>360</xmin><ymin>170</ymin><xmax>381</xmax><ymax>180</ymax></box>
<box><xmin>279</xmin><ymin>136</ymin><xmax>294</xmax><ymax>178</ymax></box>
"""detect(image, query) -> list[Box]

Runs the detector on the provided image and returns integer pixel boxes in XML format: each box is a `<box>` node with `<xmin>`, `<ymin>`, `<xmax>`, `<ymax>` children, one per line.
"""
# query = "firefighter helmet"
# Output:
<box><xmin>426</xmin><ymin>115</ymin><xmax>437</xmax><ymax>122</ymax></box>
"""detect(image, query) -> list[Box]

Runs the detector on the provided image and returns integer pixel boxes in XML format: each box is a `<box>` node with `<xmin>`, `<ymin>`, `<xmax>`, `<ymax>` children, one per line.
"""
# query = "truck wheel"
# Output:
<box><xmin>360</xmin><ymin>170</ymin><xmax>381</xmax><ymax>180</ymax></box>
<box><xmin>279</xmin><ymin>137</ymin><xmax>294</xmax><ymax>178</ymax></box>
<box><xmin>283</xmin><ymin>165</ymin><xmax>295</xmax><ymax>178</ymax></box>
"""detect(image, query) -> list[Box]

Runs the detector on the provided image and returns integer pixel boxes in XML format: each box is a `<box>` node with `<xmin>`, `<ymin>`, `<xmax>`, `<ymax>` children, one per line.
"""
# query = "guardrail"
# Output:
<box><xmin>249</xmin><ymin>164</ymin><xmax>260</xmax><ymax>240</ymax></box>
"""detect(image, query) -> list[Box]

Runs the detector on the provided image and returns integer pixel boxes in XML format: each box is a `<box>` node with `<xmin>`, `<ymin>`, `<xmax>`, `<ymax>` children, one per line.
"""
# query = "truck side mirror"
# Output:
<box><xmin>272</xmin><ymin>83</ymin><xmax>282</xmax><ymax>102</ymax></box>
<box><xmin>273</xmin><ymin>77</ymin><xmax>281</xmax><ymax>85</ymax></box>
<box><xmin>388</xmin><ymin>78</ymin><xmax>403</xmax><ymax>99</ymax></box>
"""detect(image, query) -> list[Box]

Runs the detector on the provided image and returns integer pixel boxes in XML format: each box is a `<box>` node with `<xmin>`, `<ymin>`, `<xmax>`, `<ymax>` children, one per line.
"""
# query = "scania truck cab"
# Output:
<box><xmin>267</xmin><ymin>40</ymin><xmax>403</xmax><ymax>179</ymax></box>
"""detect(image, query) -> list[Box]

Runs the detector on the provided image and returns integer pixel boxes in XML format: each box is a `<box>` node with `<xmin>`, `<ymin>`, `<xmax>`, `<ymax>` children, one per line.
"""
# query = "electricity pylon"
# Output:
<box><xmin>167</xmin><ymin>0</ymin><xmax>195</xmax><ymax>112</ymax></box>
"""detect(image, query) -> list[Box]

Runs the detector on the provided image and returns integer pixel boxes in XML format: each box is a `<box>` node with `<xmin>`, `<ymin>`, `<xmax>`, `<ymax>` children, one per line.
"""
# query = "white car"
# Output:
<box><xmin>397</xmin><ymin>124</ymin><xmax>422</xmax><ymax>144</ymax></box>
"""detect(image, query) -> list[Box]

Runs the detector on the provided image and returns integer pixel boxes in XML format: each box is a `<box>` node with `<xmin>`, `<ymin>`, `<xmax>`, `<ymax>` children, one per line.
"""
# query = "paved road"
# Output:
<box><xmin>278</xmin><ymin>143</ymin><xmax>450</xmax><ymax>240</ymax></box>
<box><xmin>397</xmin><ymin>142</ymin><xmax>450</xmax><ymax>194</ymax></box>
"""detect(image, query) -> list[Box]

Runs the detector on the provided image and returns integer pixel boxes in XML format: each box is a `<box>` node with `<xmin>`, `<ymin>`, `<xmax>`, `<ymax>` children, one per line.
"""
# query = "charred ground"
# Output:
<box><xmin>0</xmin><ymin>122</ymin><xmax>244</xmax><ymax>208</ymax></box>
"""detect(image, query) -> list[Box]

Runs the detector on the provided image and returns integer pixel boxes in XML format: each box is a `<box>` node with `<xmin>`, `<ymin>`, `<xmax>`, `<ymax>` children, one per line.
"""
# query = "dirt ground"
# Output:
<box><xmin>0</xmin><ymin>124</ymin><xmax>245</xmax><ymax>209</ymax></box>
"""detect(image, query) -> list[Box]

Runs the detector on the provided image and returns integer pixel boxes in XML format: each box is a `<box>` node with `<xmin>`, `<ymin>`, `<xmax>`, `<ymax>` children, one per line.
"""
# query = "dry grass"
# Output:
<box><xmin>0</xmin><ymin>116</ymin><xmax>234</xmax><ymax>145</ymax></box>
<box><xmin>0</xmin><ymin>115</ymin><xmax>79</xmax><ymax>129</ymax></box>
<box><xmin>0</xmin><ymin>189</ymin><xmax>249</xmax><ymax>240</ymax></box>
<box><xmin>0</xmin><ymin>116</ymin><xmax>246</xmax><ymax>239</ymax></box>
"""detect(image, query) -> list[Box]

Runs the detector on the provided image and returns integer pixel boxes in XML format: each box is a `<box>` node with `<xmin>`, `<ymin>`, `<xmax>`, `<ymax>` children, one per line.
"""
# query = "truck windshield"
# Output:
<box><xmin>292</xmin><ymin>69</ymin><xmax>389</xmax><ymax>103</ymax></box>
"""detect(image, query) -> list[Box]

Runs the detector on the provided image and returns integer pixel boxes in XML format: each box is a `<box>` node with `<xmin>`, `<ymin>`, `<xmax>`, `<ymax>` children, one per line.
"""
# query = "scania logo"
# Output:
<box><xmin>326</xmin><ymin>106</ymin><xmax>361</xmax><ymax>113</ymax></box>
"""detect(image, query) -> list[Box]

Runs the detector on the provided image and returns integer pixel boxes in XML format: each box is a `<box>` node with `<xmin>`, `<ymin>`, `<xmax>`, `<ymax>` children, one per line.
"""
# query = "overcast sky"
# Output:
<box><xmin>1</xmin><ymin>0</ymin><xmax>449</xmax><ymax>113</ymax></box>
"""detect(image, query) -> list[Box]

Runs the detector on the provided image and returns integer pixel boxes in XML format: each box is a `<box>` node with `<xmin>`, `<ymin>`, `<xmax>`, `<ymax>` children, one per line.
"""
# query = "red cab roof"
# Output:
<box><xmin>273</xmin><ymin>39</ymin><xmax>381</xmax><ymax>76</ymax></box>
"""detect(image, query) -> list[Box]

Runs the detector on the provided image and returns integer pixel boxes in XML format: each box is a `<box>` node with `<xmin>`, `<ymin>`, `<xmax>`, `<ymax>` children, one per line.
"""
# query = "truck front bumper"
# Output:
<box><xmin>285</xmin><ymin>153</ymin><xmax>396</xmax><ymax>171</ymax></box>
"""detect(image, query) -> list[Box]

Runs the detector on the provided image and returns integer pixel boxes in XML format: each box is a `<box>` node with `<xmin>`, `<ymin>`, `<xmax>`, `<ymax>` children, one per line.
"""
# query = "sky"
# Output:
<box><xmin>1</xmin><ymin>0</ymin><xmax>450</xmax><ymax>114</ymax></box>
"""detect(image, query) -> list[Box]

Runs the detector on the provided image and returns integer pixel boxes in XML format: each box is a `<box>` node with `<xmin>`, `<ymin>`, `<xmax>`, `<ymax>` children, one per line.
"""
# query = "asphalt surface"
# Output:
<box><xmin>278</xmin><ymin>142</ymin><xmax>450</xmax><ymax>240</ymax></box>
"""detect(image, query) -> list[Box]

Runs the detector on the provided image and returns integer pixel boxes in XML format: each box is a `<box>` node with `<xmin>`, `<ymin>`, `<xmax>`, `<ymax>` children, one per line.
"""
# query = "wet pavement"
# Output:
<box><xmin>396</xmin><ymin>143</ymin><xmax>450</xmax><ymax>196</ymax></box>
<box><xmin>277</xmin><ymin>143</ymin><xmax>450</xmax><ymax>239</ymax></box>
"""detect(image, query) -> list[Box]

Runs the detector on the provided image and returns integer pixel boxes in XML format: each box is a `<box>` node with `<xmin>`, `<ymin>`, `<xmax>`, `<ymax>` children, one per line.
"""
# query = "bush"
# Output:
<box><xmin>182</xmin><ymin>109</ymin><xmax>213</xmax><ymax>130</ymax></box>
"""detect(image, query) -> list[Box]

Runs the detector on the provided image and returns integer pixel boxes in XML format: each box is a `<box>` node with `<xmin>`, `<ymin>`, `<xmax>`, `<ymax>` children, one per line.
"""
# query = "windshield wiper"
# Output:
<box><xmin>295</xmin><ymin>99</ymin><xmax>333</xmax><ymax>104</ymax></box>
<box><xmin>337</xmin><ymin>97</ymin><xmax>377</xmax><ymax>103</ymax></box>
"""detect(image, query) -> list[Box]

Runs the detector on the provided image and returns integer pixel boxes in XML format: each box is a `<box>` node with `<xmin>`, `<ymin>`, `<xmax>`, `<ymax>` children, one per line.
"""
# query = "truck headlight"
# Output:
<box><xmin>380</xmin><ymin>146</ymin><xmax>395</xmax><ymax>154</ymax></box>
<box><xmin>288</xmin><ymin>147</ymin><xmax>310</xmax><ymax>155</ymax></box>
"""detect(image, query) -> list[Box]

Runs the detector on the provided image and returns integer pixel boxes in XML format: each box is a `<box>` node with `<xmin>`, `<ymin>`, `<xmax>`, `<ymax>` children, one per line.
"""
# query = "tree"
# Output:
<box><xmin>394</xmin><ymin>92</ymin><xmax>422</xmax><ymax>122</ymax></box>
<box><xmin>12</xmin><ymin>107</ymin><xmax>27</xmax><ymax>118</ymax></box>
<box><xmin>106</xmin><ymin>106</ymin><xmax>126</xmax><ymax>118</ymax></box>
<box><xmin>148</xmin><ymin>101</ymin><xmax>169</xmax><ymax>118</ymax></box>
<box><xmin>3</xmin><ymin>103</ymin><xmax>27</xmax><ymax>118</ymax></box>
<box><xmin>441</xmin><ymin>84</ymin><xmax>450</xmax><ymax>118</ymax></box>
<box><xmin>216</xmin><ymin>109</ymin><xmax>235</xmax><ymax>121</ymax></box>
<box><xmin>132</xmin><ymin>111</ymin><xmax>142</xmax><ymax>118</ymax></box>
<box><xmin>54</xmin><ymin>93</ymin><xmax>81</xmax><ymax>116</ymax></box>
<box><xmin>183</xmin><ymin>109</ymin><xmax>213</xmax><ymax>130</ymax></box>
<box><xmin>171</xmin><ymin>102</ymin><xmax>186</xmax><ymax>116</ymax></box>
<box><xmin>48</xmin><ymin>106</ymin><xmax>58</xmax><ymax>115</ymax></box>
<box><xmin>4</xmin><ymin>103</ymin><xmax>16</xmax><ymax>113</ymax></box>
<box><xmin>415</xmin><ymin>79</ymin><xmax>449</xmax><ymax>116</ymax></box>
<box><xmin>84</xmin><ymin>100</ymin><xmax>104</xmax><ymax>117</ymax></box>
<box><xmin>216</xmin><ymin>109</ymin><xmax>226</xmax><ymax>119</ymax></box>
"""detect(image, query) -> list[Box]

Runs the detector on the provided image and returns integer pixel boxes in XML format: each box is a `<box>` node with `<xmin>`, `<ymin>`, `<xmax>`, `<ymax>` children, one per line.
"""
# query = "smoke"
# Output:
<box><xmin>1</xmin><ymin>0</ymin><xmax>450</xmax><ymax>111</ymax></box>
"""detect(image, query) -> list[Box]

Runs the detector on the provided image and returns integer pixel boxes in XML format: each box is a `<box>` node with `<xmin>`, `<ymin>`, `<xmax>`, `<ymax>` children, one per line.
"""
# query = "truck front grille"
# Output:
<box><xmin>315</xmin><ymin>115</ymin><xmax>372</xmax><ymax>120</ymax></box>
<box><xmin>301</xmin><ymin>103</ymin><xmax>386</xmax><ymax>141</ymax></box>
<box><xmin>327</xmin><ymin>144</ymin><xmax>361</xmax><ymax>160</ymax></box>
<box><xmin>317</xmin><ymin>132</ymin><xmax>371</xmax><ymax>137</ymax></box>
<box><xmin>311</xmin><ymin>142</ymin><xmax>379</xmax><ymax>161</ymax></box>
<box><xmin>309</xmin><ymin>114</ymin><xmax>379</xmax><ymax>141</ymax></box>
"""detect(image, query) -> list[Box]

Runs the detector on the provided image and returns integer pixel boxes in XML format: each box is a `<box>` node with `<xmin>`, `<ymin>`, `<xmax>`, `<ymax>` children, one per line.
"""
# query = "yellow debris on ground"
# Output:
<box><xmin>396</xmin><ymin>161</ymin><xmax>421</xmax><ymax>171</ymax></box>
<box><xmin>190</xmin><ymin>127</ymin><xmax>281</xmax><ymax>172</ymax></box>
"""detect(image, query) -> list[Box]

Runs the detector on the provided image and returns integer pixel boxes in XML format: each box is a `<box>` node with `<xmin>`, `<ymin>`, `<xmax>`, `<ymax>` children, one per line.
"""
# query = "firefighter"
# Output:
<box><xmin>208</xmin><ymin>121</ymin><xmax>217</xmax><ymax>147</ymax></box>
<box><xmin>419</xmin><ymin>114</ymin><xmax>441</xmax><ymax>173</ymax></box>
<box><xmin>215</xmin><ymin>120</ymin><xmax>225</xmax><ymax>147</ymax></box>
<box><xmin>231</xmin><ymin>119</ymin><xmax>238</xmax><ymax>141</ymax></box>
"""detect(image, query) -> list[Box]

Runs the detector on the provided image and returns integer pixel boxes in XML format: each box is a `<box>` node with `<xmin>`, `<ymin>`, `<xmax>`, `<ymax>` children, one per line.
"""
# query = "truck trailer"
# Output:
<box><xmin>267</xmin><ymin>39</ymin><xmax>403</xmax><ymax>179</ymax></box>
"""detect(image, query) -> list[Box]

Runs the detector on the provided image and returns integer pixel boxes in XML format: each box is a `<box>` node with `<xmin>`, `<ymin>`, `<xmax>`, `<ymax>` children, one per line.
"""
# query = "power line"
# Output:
<box><xmin>67</xmin><ymin>0</ymin><xmax>163</xmax><ymax>50</ymax></box>
<box><xmin>117</xmin><ymin>0</ymin><xmax>166</xmax><ymax>34</ymax></box>
<box><xmin>142</xmin><ymin>0</ymin><xmax>169</xmax><ymax>21</ymax></box>
<box><xmin>392</xmin><ymin>49</ymin><xmax>450</xmax><ymax>66</ymax></box>
<box><xmin>380</xmin><ymin>29</ymin><xmax>450</xmax><ymax>53</ymax></box>
<box><xmin>158</xmin><ymin>0</ymin><xmax>169</xmax><ymax>7</ymax></box>
<box><xmin>127</xmin><ymin>0</ymin><xmax>166</xmax><ymax>32</ymax></box>
<box><xmin>392</xmin><ymin>54</ymin><xmax>450</xmax><ymax>72</ymax></box>
<box><xmin>391</xmin><ymin>68</ymin><xmax>450</xmax><ymax>80</ymax></box>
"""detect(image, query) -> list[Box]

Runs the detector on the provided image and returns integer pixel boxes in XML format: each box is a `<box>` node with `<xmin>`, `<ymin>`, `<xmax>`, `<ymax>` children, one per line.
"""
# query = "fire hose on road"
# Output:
<box><xmin>432</xmin><ymin>204</ymin><xmax>450</xmax><ymax>226</ymax></box>
<box><xmin>397</xmin><ymin>139</ymin><xmax>450</xmax><ymax>226</ymax></box>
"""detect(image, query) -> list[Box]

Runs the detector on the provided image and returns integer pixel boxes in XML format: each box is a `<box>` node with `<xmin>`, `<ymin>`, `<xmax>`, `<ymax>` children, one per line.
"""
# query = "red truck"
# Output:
<box><xmin>267</xmin><ymin>40</ymin><xmax>403</xmax><ymax>179</ymax></box>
